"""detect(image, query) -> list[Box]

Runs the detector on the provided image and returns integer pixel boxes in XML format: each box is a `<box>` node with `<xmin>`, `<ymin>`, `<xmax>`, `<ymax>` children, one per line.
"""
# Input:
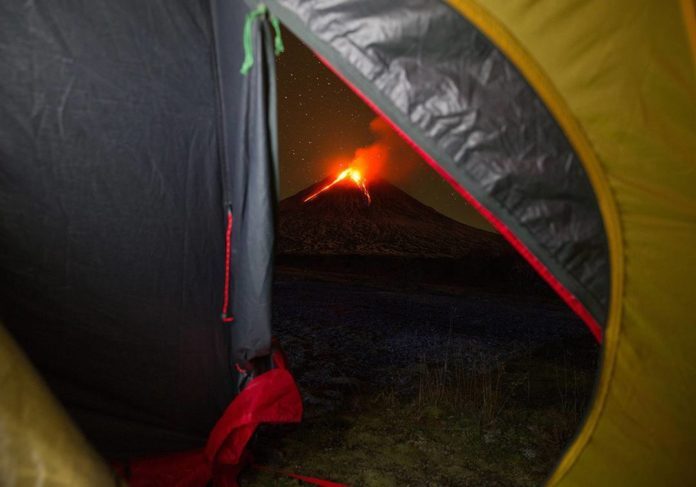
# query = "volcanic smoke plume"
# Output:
<box><xmin>303</xmin><ymin>117</ymin><xmax>423</xmax><ymax>207</ymax></box>
<box><xmin>351</xmin><ymin>116</ymin><xmax>423</xmax><ymax>182</ymax></box>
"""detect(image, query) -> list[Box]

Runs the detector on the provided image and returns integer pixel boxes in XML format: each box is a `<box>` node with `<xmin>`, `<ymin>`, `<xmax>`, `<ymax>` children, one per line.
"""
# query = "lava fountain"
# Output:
<box><xmin>303</xmin><ymin>117</ymin><xmax>399</xmax><ymax>206</ymax></box>
<box><xmin>303</xmin><ymin>166</ymin><xmax>372</xmax><ymax>205</ymax></box>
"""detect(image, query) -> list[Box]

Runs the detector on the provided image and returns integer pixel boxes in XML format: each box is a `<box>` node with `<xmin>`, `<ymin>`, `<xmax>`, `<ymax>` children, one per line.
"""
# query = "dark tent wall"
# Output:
<box><xmin>0</xmin><ymin>0</ymin><xmax>278</xmax><ymax>457</ymax></box>
<box><xmin>260</xmin><ymin>0</ymin><xmax>611</xmax><ymax>336</ymax></box>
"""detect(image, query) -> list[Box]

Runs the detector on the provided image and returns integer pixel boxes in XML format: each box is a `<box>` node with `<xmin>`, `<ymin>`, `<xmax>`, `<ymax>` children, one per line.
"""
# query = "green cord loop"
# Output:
<box><xmin>270</xmin><ymin>15</ymin><xmax>284</xmax><ymax>56</ymax></box>
<box><xmin>240</xmin><ymin>3</ymin><xmax>284</xmax><ymax>75</ymax></box>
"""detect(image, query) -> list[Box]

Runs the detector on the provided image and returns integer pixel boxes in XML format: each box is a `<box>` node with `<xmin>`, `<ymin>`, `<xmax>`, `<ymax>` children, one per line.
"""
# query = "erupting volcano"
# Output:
<box><xmin>304</xmin><ymin>167</ymin><xmax>372</xmax><ymax>205</ymax></box>
<box><xmin>279</xmin><ymin>174</ymin><xmax>511</xmax><ymax>258</ymax></box>
<box><xmin>278</xmin><ymin>175</ymin><xmax>551</xmax><ymax>295</ymax></box>
<box><xmin>302</xmin><ymin>117</ymin><xmax>397</xmax><ymax>207</ymax></box>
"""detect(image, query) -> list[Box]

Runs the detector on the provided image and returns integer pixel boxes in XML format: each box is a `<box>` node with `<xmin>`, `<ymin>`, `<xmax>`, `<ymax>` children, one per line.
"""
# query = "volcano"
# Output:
<box><xmin>278</xmin><ymin>176</ymin><xmax>510</xmax><ymax>258</ymax></box>
<box><xmin>276</xmin><ymin>176</ymin><xmax>553</xmax><ymax>293</ymax></box>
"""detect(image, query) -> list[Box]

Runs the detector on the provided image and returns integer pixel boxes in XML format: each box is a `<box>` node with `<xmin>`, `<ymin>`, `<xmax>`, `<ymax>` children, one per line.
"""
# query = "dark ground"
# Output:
<box><xmin>241</xmin><ymin>271</ymin><xmax>600</xmax><ymax>486</ymax></box>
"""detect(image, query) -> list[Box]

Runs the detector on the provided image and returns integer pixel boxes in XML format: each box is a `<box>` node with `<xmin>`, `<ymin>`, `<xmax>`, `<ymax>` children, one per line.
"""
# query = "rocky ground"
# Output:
<box><xmin>239</xmin><ymin>274</ymin><xmax>600</xmax><ymax>486</ymax></box>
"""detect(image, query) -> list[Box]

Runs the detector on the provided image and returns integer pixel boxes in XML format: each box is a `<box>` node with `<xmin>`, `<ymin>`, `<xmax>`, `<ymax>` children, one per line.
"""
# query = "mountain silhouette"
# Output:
<box><xmin>276</xmin><ymin>176</ymin><xmax>553</xmax><ymax>296</ymax></box>
<box><xmin>278</xmin><ymin>176</ymin><xmax>510</xmax><ymax>259</ymax></box>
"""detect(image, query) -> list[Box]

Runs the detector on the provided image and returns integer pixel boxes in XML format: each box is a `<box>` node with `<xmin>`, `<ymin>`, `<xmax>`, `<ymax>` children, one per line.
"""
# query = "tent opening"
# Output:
<box><xmin>240</xmin><ymin>27</ymin><xmax>602</xmax><ymax>486</ymax></box>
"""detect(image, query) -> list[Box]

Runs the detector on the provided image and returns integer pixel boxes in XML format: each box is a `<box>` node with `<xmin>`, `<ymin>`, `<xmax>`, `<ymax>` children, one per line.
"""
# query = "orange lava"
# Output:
<box><xmin>303</xmin><ymin>167</ymin><xmax>372</xmax><ymax>205</ymax></box>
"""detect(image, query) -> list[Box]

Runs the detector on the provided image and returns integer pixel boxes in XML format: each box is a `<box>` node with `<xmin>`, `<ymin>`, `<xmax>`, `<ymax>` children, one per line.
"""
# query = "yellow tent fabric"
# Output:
<box><xmin>446</xmin><ymin>0</ymin><xmax>696</xmax><ymax>484</ymax></box>
<box><xmin>0</xmin><ymin>324</ymin><xmax>118</xmax><ymax>486</ymax></box>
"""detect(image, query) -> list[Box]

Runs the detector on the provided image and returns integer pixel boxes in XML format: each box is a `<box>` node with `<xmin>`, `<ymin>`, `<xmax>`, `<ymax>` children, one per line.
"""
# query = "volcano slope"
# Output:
<box><xmin>277</xmin><ymin>176</ymin><xmax>548</xmax><ymax>295</ymax></box>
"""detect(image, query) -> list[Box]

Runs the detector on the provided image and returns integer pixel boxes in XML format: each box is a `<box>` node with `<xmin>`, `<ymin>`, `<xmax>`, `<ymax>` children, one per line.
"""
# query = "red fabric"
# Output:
<box><xmin>205</xmin><ymin>368</ymin><xmax>302</xmax><ymax>466</ymax></box>
<box><xmin>115</xmin><ymin>350</ymin><xmax>303</xmax><ymax>487</ymax></box>
<box><xmin>252</xmin><ymin>464</ymin><xmax>349</xmax><ymax>487</ymax></box>
<box><xmin>312</xmin><ymin>52</ymin><xmax>603</xmax><ymax>343</ymax></box>
<box><xmin>271</xmin><ymin>336</ymin><xmax>289</xmax><ymax>369</ymax></box>
<box><xmin>113</xmin><ymin>451</ymin><xmax>212</xmax><ymax>487</ymax></box>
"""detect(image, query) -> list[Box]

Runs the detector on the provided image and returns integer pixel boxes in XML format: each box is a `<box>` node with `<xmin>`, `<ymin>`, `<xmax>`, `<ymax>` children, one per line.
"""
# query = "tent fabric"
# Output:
<box><xmin>442</xmin><ymin>1</ymin><xmax>695</xmax><ymax>485</ymax></box>
<box><xmin>0</xmin><ymin>323</ymin><xmax>119</xmax><ymax>486</ymax></box>
<box><xmin>258</xmin><ymin>0</ymin><xmax>611</xmax><ymax>331</ymax></box>
<box><xmin>212</xmin><ymin>0</ymin><xmax>279</xmax><ymax>365</ymax></box>
<box><xmin>0</xmin><ymin>0</ymin><xmax>278</xmax><ymax>458</ymax></box>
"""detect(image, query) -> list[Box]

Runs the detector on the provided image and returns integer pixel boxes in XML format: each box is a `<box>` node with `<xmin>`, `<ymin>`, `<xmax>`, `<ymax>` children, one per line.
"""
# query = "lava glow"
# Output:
<box><xmin>303</xmin><ymin>167</ymin><xmax>372</xmax><ymax>205</ymax></box>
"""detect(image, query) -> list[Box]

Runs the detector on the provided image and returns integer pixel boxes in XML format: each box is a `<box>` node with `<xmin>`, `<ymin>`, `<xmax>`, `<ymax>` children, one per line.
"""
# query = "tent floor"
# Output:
<box><xmin>242</xmin><ymin>272</ymin><xmax>599</xmax><ymax>486</ymax></box>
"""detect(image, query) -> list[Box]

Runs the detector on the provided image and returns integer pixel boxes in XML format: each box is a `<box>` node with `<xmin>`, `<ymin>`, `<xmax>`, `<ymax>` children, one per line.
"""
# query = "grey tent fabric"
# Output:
<box><xmin>259</xmin><ymin>0</ymin><xmax>610</xmax><ymax>327</ymax></box>
<box><xmin>0</xmin><ymin>0</ymin><xmax>277</xmax><ymax>457</ymax></box>
<box><xmin>213</xmin><ymin>0</ymin><xmax>279</xmax><ymax>366</ymax></box>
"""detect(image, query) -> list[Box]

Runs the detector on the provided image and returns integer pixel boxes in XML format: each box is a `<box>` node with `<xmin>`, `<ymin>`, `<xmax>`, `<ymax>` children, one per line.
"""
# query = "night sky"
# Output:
<box><xmin>276</xmin><ymin>28</ymin><xmax>494</xmax><ymax>232</ymax></box>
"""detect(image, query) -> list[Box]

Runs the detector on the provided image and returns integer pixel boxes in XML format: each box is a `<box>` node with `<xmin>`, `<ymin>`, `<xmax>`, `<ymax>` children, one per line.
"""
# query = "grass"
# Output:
<box><xmin>241</xmin><ymin>338</ymin><xmax>598</xmax><ymax>486</ymax></box>
<box><xmin>414</xmin><ymin>353</ymin><xmax>507</xmax><ymax>427</ymax></box>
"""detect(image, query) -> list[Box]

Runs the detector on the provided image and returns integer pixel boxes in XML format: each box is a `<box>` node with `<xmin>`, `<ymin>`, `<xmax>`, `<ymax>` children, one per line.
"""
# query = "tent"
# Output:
<box><xmin>0</xmin><ymin>0</ymin><xmax>693</xmax><ymax>485</ymax></box>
